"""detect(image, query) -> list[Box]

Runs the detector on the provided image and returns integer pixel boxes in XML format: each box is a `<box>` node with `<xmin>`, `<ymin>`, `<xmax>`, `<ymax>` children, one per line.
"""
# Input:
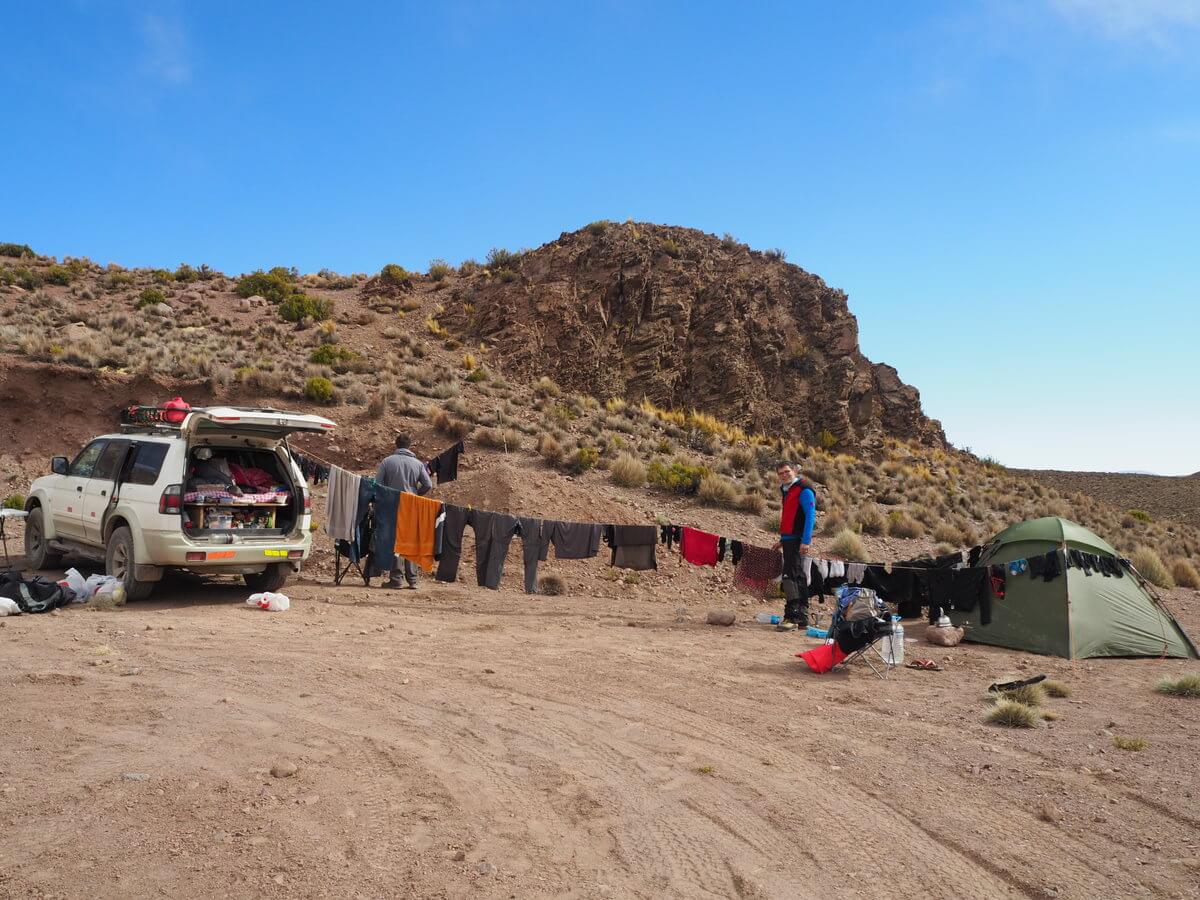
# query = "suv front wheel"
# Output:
<box><xmin>106</xmin><ymin>526</ymin><xmax>155</xmax><ymax>601</ymax></box>
<box><xmin>24</xmin><ymin>507</ymin><xmax>64</xmax><ymax>570</ymax></box>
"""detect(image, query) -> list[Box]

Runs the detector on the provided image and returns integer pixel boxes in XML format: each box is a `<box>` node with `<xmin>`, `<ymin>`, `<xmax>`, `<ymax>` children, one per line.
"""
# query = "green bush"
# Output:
<box><xmin>105</xmin><ymin>271</ymin><xmax>135</xmax><ymax>290</ymax></box>
<box><xmin>427</xmin><ymin>259</ymin><xmax>452</xmax><ymax>281</ymax></box>
<box><xmin>2</xmin><ymin>266</ymin><xmax>43</xmax><ymax>289</ymax></box>
<box><xmin>379</xmin><ymin>263</ymin><xmax>412</xmax><ymax>289</ymax></box>
<box><xmin>661</xmin><ymin>238</ymin><xmax>682</xmax><ymax>258</ymax></box>
<box><xmin>0</xmin><ymin>242</ymin><xmax>35</xmax><ymax>258</ymax></box>
<box><xmin>2</xmin><ymin>494</ymin><xmax>25</xmax><ymax>510</ymax></box>
<box><xmin>647</xmin><ymin>459</ymin><xmax>711</xmax><ymax>494</ymax></box>
<box><xmin>1128</xmin><ymin>509</ymin><xmax>1152</xmax><ymax>522</ymax></box>
<box><xmin>309</xmin><ymin>344</ymin><xmax>360</xmax><ymax>366</ymax></box>
<box><xmin>827</xmin><ymin>528</ymin><xmax>868</xmax><ymax>562</ymax></box>
<box><xmin>236</xmin><ymin>267</ymin><xmax>296</xmax><ymax>303</ymax></box>
<box><xmin>173</xmin><ymin>263</ymin><xmax>198</xmax><ymax>282</ymax></box>
<box><xmin>816</xmin><ymin>429</ymin><xmax>838</xmax><ymax>450</ymax></box>
<box><xmin>304</xmin><ymin>376</ymin><xmax>335</xmax><ymax>404</ymax></box>
<box><xmin>44</xmin><ymin>265</ymin><xmax>72</xmax><ymax>286</ymax></box>
<box><xmin>279</xmin><ymin>293</ymin><xmax>334</xmax><ymax>322</ymax></box>
<box><xmin>136</xmin><ymin>287</ymin><xmax>167</xmax><ymax>309</ymax></box>
<box><xmin>1130</xmin><ymin>545</ymin><xmax>1174</xmax><ymax>588</ymax></box>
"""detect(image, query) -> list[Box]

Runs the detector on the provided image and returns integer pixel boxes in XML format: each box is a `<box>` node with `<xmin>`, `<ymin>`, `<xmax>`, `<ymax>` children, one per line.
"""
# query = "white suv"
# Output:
<box><xmin>24</xmin><ymin>406</ymin><xmax>335</xmax><ymax>600</ymax></box>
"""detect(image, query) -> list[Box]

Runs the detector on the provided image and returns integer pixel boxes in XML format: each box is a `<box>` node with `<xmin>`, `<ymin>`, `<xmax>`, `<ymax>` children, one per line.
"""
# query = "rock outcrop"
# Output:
<box><xmin>443</xmin><ymin>223</ymin><xmax>945</xmax><ymax>450</ymax></box>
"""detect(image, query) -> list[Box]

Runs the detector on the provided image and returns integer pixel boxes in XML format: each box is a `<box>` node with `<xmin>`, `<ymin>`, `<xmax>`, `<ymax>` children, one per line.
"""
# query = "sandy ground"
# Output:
<box><xmin>2</xmin><ymin>566</ymin><xmax>1199</xmax><ymax>899</ymax></box>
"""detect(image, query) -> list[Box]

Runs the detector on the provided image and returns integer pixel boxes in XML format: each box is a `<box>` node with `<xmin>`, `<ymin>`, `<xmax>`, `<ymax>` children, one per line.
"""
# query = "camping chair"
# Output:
<box><xmin>828</xmin><ymin>586</ymin><xmax>896</xmax><ymax>679</ymax></box>
<box><xmin>334</xmin><ymin>503</ymin><xmax>376</xmax><ymax>586</ymax></box>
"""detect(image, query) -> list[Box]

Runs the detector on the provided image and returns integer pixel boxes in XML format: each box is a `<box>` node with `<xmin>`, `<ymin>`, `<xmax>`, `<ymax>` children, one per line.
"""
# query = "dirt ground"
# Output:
<box><xmin>2</xmin><ymin>559</ymin><xmax>1199</xmax><ymax>898</ymax></box>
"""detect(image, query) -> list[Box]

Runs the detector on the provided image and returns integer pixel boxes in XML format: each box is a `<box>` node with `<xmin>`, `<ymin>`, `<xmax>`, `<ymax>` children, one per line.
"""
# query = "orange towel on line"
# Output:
<box><xmin>394</xmin><ymin>493</ymin><xmax>442</xmax><ymax>574</ymax></box>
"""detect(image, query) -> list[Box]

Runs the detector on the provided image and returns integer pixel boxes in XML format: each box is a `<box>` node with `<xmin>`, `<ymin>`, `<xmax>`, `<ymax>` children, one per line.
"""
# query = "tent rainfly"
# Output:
<box><xmin>949</xmin><ymin>517</ymin><xmax>1197</xmax><ymax>659</ymax></box>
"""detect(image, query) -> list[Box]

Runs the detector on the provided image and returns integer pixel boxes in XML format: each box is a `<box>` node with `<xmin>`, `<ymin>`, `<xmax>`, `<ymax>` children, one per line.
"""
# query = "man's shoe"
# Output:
<box><xmin>776</xmin><ymin>620</ymin><xmax>799</xmax><ymax>632</ymax></box>
<box><xmin>405</xmin><ymin>581</ymin><xmax>419</xmax><ymax>590</ymax></box>
<box><xmin>383</xmin><ymin>579</ymin><xmax>404</xmax><ymax>590</ymax></box>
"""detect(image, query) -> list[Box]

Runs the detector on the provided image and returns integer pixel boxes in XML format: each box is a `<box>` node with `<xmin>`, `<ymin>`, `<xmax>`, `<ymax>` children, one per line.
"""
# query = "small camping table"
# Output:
<box><xmin>0</xmin><ymin>509</ymin><xmax>28</xmax><ymax>570</ymax></box>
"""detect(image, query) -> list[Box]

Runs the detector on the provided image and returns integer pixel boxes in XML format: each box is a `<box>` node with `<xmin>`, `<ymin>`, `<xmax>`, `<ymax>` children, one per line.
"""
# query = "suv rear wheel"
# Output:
<box><xmin>24</xmin><ymin>507</ymin><xmax>64</xmax><ymax>571</ymax></box>
<box><xmin>244</xmin><ymin>563</ymin><xmax>290</xmax><ymax>594</ymax></box>
<box><xmin>106</xmin><ymin>526</ymin><xmax>155</xmax><ymax>601</ymax></box>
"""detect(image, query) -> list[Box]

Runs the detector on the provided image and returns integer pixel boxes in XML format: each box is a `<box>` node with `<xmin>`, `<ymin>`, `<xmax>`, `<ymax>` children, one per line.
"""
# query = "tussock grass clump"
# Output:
<box><xmin>533</xmin><ymin>376</ymin><xmax>561</xmax><ymax>398</ymax></box>
<box><xmin>428</xmin><ymin>409</ymin><xmax>472</xmax><ymax>440</ymax></box>
<box><xmin>427</xmin><ymin>259</ymin><xmax>452</xmax><ymax>281</ymax></box>
<box><xmin>537</xmin><ymin>433</ymin><xmax>563</xmax><ymax>466</ymax></box>
<box><xmin>887</xmin><ymin>511</ymin><xmax>923</xmax><ymax>539</ymax></box>
<box><xmin>1040</xmin><ymin>709</ymin><xmax>1062</xmax><ymax>721</ymax></box>
<box><xmin>697</xmin><ymin>474</ymin><xmax>739</xmax><ymax>508</ymax></box>
<box><xmin>1112</xmin><ymin>736</ymin><xmax>1147</xmax><ymax>752</ymax></box>
<box><xmin>538</xmin><ymin>573</ymin><xmax>566</xmax><ymax>596</ymax></box>
<box><xmin>1155</xmin><ymin>673</ymin><xmax>1200</xmax><ymax>698</ymax></box>
<box><xmin>932</xmin><ymin>523</ymin><xmax>965</xmax><ymax>546</ymax></box>
<box><xmin>474</xmin><ymin>426</ymin><xmax>522</xmax><ymax>451</ymax></box>
<box><xmin>827</xmin><ymin>528</ymin><xmax>868</xmax><ymax>563</ymax></box>
<box><xmin>855</xmin><ymin>505</ymin><xmax>887</xmax><ymax>536</ymax></box>
<box><xmin>1042</xmin><ymin>680</ymin><xmax>1071</xmax><ymax>699</ymax></box>
<box><xmin>739</xmin><ymin>491</ymin><xmax>767</xmax><ymax>515</ymax></box>
<box><xmin>1170</xmin><ymin>558</ymin><xmax>1200</xmax><ymax>589</ymax></box>
<box><xmin>1001</xmin><ymin>683</ymin><xmax>1045</xmax><ymax>707</ymax></box>
<box><xmin>1130</xmin><ymin>546</ymin><xmax>1174</xmax><ymax>588</ymax></box>
<box><xmin>610</xmin><ymin>452</ymin><xmax>646</xmax><ymax>488</ymax></box>
<box><xmin>986</xmin><ymin>700</ymin><xmax>1039</xmax><ymax>728</ymax></box>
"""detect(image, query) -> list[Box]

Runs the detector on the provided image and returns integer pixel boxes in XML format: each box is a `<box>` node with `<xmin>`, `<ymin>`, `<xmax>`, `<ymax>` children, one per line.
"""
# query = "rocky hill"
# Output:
<box><xmin>441</xmin><ymin>223</ymin><xmax>946</xmax><ymax>451</ymax></box>
<box><xmin>1017</xmin><ymin>469</ymin><xmax>1200</xmax><ymax>529</ymax></box>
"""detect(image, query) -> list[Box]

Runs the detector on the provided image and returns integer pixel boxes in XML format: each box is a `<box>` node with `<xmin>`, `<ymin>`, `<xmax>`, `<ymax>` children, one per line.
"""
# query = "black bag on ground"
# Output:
<box><xmin>0</xmin><ymin>572</ymin><xmax>70</xmax><ymax>614</ymax></box>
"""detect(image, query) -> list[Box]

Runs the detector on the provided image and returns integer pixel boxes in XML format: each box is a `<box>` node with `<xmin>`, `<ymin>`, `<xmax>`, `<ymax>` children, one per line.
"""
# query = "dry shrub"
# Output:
<box><xmin>474</xmin><ymin>426</ymin><xmax>522</xmax><ymax>451</ymax></box>
<box><xmin>986</xmin><ymin>700</ymin><xmax>1038</xmax><ymax>728</ymax></box>
<box><xmin>738</xmin><ymin>491</ymin><xmax>766</xmax><ymax>515</ymax></box>
<box><xmin>827</xmin><ymin>528</ymin><xmax>868</xmax><ymax>562</ymax></box>
<box><xmin>1112</xmin><ymin>736</ymin><xmax>1147</xmax><ymax>752</ymax></box>
<box><xmin>537</xmin><ymin>433</ymin><xmax>563</xmax><ymax>466</ymax></box>
<box><xmin>1130</xmin><ymin>546</ymin><xmax>1174</xmax><ymax>588</ymax></box>
<box><xmin>1170</xmin><ymin>558</ymin><xmax>1200</xmax><ymax>589</ymax></box>
<box><xmin>1001</xmin><ymin>683</ymin><xmax>1045</xmax><ymax>707</ymax></box>
<box><xmin>932</xmin><ymin>523</ymin><xmax>964</xmax><ymax>546</ymax></box>
<box><xmin>538</xmin><ymin>573</ymin><xmax>566</xmax><ymax>596</ymax></box>
<box><xmin>610</xmin><ymin>452</ymin><xmax>646</xmax><ymax>488</ymax></box>
<box><xmin>855</xmin><ymin>504</ymin><xmax>887</xmax><ymax>536</ymax></box>
<box><xmin>428</xmin><ymin>408</ymin><xmax>472</xmax><ymax>440</ymax></box>
<box><xmin>533</xmin><ymin>376</ymin><xmax>561</xmax><ymax>398</ymax></box>
<box><xmin>1156</xmin><ymin>673</ymin><xmax>1200</xmax><ymax>698</ymax></box>
<box><xmin>1042</xmin><ymin>680</ymin><xmax>1071</xmax><ymax>698</ymax></box>
<box><xmin>698</xmin><ymin>474</ymin><xmax>739</xmax><ymax>508</ymax></box>
<box><xmin>887</xmin><ymin>511</ymin><xmax>922</xmax><ymax>539</ymax></box>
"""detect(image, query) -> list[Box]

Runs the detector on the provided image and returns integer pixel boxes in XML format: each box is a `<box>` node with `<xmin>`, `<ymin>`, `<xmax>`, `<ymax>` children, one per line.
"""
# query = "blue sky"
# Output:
<box><xmin>3</xmin><ymin>1</ymin><xmax>1198</xmax><ymax>474</ymax></box>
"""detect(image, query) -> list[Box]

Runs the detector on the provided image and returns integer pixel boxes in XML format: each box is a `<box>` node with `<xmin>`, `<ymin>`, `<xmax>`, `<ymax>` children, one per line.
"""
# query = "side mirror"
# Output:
<box><xmin>51</xmin><ymin>456</ymin><xmax>69</xmax><ymax>475</ymax></box>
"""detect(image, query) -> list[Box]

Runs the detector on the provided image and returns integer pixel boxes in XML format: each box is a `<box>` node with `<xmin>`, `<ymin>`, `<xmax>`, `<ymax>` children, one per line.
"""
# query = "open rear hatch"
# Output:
<box><xmin>181</xmin><ymin>407</ymin><xmax>336</xmax><ymax>440</ymax></box>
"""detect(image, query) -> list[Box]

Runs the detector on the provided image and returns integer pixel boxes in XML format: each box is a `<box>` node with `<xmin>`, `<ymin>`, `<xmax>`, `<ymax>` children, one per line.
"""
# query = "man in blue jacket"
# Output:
<box><xmin>771</xmin><ymin>461</ymin><xmax>817</xmax><ymax>632</ymax></box>
<box><xmin>375</xmin><ymin>433</ymin><xmax>433</xmax><ymax>589</ymax></box>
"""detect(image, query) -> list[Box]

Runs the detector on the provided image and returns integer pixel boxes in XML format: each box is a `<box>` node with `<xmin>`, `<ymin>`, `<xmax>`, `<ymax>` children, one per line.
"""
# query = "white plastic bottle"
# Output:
<box><xmin>755</xmin><ymin>612</ymin><xmax>782</xmax><ymax>625</ymax></box>
<box><xmin>885</xmin><ymin>615</ymin><xmax>905</xmax><ymax>666</ymax></box>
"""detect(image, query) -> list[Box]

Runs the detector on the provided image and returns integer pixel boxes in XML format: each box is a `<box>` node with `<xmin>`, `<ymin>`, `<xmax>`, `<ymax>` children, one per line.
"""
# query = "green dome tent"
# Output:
<box><xmin>949</xmin><ymin>517</ymin><xmax>1197</xmax><ymax>659</ymax></box>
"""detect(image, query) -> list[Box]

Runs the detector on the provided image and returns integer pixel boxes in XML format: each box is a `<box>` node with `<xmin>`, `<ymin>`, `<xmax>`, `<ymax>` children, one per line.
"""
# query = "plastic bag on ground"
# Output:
<box><xmin>0</xmin><ymin>596</ymin><xmax>20</xmax><ymax>616</ymax></box>
<box><xmin>247</xmin><ymin>592</ymin><xmax>289</xmax><ymax>612</ymax></box>
<box><xmin>60</xmin><ymin>567</ymin><xmax>88</xmax><ymax>602</ymax></box>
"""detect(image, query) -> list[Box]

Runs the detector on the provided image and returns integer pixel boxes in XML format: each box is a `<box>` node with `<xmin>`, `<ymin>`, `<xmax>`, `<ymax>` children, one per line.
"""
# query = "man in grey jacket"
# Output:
<box><xmin>375</xmin><ymin>433</ymin><xmax>433</xmax><ymax>589</ymax></box>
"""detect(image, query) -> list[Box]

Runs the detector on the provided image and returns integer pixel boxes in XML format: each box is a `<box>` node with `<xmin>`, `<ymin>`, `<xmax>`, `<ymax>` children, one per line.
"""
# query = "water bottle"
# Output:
<box><xmin>885</xmin><ymin>615</ymin><xmax>905</xmax><ymax>666</ymax></box>
<box><xmin>755</xmin><ymin>612</ymin><xmax>782</xmax><ymax>625</ymax></box>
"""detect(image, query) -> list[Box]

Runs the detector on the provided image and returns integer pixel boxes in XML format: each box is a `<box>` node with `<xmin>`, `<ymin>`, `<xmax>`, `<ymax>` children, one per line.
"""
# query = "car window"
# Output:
<box><xmin>69</xmin><ymin>440</ymin><xmax>107</xmax><ymax>478</ymax></box>
<box><xmin>93</xmin><ymin>440</ymin><xmax>130</xmax><ymax>481</ymax></box>
<box><xmin>127</xmin><ymin>442</ymin><xmax>170</xmax><ymax>486</ymax></box>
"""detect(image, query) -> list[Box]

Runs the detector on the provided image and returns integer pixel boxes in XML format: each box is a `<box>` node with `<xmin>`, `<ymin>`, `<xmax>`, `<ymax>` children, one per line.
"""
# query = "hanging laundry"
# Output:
<box><xmin>660</xmin><ymin>524</ymin><xmax>682</xmax><ymax>550</ymax></box>
<box><xmin>605</xmin><ymin>525</ymin><xmax>658</xmax><ymax>571</ymax></box>
<box><xmin>427</xmin><ymin>440</ymin><xmax>465</xmax><ymax>485</ymax></box>
<box><xmin>1028</xmin><ymin>549</ymin><xmax>1063</xmax><ymax>582</ymax></box>
<box><xmin>679</xmin><ymin>527</ymin><xmax>721</xmax><ymax>567</ymax></box>
<box><xmin>828</xmin><ymin>560</ymin><xmax>845</xmax><ymax>579</ymax></box>
<box><xmin>348</xmin><ymin>476</ymin><xmax>376</xmax><ymax>563</ymax></box>
<box><xmin>324</xmin><ymin>465</ymin><xmax>362</xmax><ymax>543</ymax></box>
<box><xmin>846</xmin><ymin>562</ymin><xmax>866</xmax><ymax>584</ymax></box>
<box><xmin>471</xmin><ymin>510</ymin><xmax>520</xmax><ymax>589</ymax></box>
<box><xmin>935</xmin><ymin>550</ymin><xmax>964</xmax><ymax>568</ymax></box>
<box><xmin>292</xmin><ymin>451</ymin><xmax>330</xmax><ymax>484</ymax></box>
<box><xmin>1008</xmin><ymin>558</ymin><xmax>1028</xmax><ymax>577</ymax></box>
<box><xmin>732</xmin><ymin>542</ymin><xmax>783</xmax><ymax>599</ymax></box>
<box><xmin>394</xmin><ymin>493</ymin><xmax>444</xmax><ymax>574</ymax></box>
<box><xmin>923</xmin><ymin>568</ymin><xmax>954</xmax><ymax>621</ymax></box>
<box><xmin>518</xmin><ymin>517</ymin><xmax>551</xmax><ymax>593</ymax></box>
<box><xmin>967</xmin><ymin>546</ymin><xmax>983</xmax><ymax>568</ymax></box>
<box><xmin>370</xmin><ymin>483</ymin><xmax>401</xmax><ymax>576</ymax></box>
<box><xmin>949</xmin><ymin>567</ymin><xmax>989</xmax><ymax>622</ymax></box>
<box><xmin>547</xmin><ymin>521</ymin><xmax>603</xmax><ymax>560</ymax></box>
<box><xmin>435</xmin><ymin>505</ymin><xmax>470</xmax><ymax>583</ymax></box>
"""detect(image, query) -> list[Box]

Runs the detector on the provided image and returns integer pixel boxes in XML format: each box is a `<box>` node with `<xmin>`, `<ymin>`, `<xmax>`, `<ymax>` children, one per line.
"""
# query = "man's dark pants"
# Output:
<box><xmin>780</xmin><ymin>539</ymin><xmax>809</xmax><ymax>624</ymax></box>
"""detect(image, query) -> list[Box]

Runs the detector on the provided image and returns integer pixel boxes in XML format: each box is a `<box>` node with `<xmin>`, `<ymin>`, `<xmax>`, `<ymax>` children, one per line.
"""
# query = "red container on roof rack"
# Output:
<box><xmin>162</xmin><ymin>397</ymin><xmax>191</xmax><ymax>424</ymax></box>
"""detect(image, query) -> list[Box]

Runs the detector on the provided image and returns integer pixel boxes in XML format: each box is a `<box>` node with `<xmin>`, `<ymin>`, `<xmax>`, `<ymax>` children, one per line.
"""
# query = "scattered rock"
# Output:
<box><xmin>121</xmin><ymin>772</ymin><xmax>150</xmax><ymax>782</ymax></box>
<box><xmin>62</xmin><ymin>322</ymin><xmax>93</xmax><ymax>342</ymax></box>
<box><xmin>474</xmin><ymin>861</ymin><xmax>495</xmax><ymax>876</ymax></box>
<box><xmin>270</xmin><ymin>760</ymin><xmax>299</xmax><ymax>779</ymax></box>
<box><xmin>705</xmin><ymin>610</ymin><xmax>736</xmax><ymax>627</ymax></box>
<box><xmin>483</xmin><ymin>668</ymin><xmax>496</xmax><ymax>674</ymax></box>
<box><xmin>451</xmin><ymin>850</ymin><xmax>467</xmax><ymax>862</ymax></box>
<box><xmin>148</xmin><ymin>302</ymin><xmax>174</xmax><ymax>317</ymax></box>
<box><xmin>1039</xmin><ymin>802</ymin><xmax>1064</xmax><ymax>824</ymax></box>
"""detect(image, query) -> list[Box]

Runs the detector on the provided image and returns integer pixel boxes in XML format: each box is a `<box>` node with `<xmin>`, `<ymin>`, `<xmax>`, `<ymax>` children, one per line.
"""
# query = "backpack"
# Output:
<box><xmin>0</xmin><ymin>572</ymin><xmax>70</xmax><ymax>614</ymax></box>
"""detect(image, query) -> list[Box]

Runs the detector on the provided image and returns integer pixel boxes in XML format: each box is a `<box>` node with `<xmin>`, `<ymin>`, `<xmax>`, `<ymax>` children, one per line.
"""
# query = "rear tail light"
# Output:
<box><xmin>159</xmin><ymin>484</ymin><xmax>182</xmax><ymax>515</ymax></box>
<box><xmin>303</xmin><ymin>489</ymin><xmax>311</xmax><ymax>512</ymax></box>
<box><xmin>185</xmin><ymin>551</ymin><xmax>206</xmax><ymax>562</ymax></box>
<box><xmin>287</xmin><ymin>550</ymin><xmax>304</xmax><ymax>559</ymax></box>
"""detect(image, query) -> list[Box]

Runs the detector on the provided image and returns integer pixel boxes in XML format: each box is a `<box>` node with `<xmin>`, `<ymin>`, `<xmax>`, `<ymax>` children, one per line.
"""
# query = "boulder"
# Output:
<box><xmin>705</xmin><ymin>610</ymin><xmax>736</xmax><ymax>627</ymax></box>
<box><xmin>148</xmin><ymin>302</ymin><xmax>174</xmax><ymax>317</ymax></box>
<box><xmin>62</xmin><ymin>322</ymin><xmax>93</xmax><ymax>342</ymax></box>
